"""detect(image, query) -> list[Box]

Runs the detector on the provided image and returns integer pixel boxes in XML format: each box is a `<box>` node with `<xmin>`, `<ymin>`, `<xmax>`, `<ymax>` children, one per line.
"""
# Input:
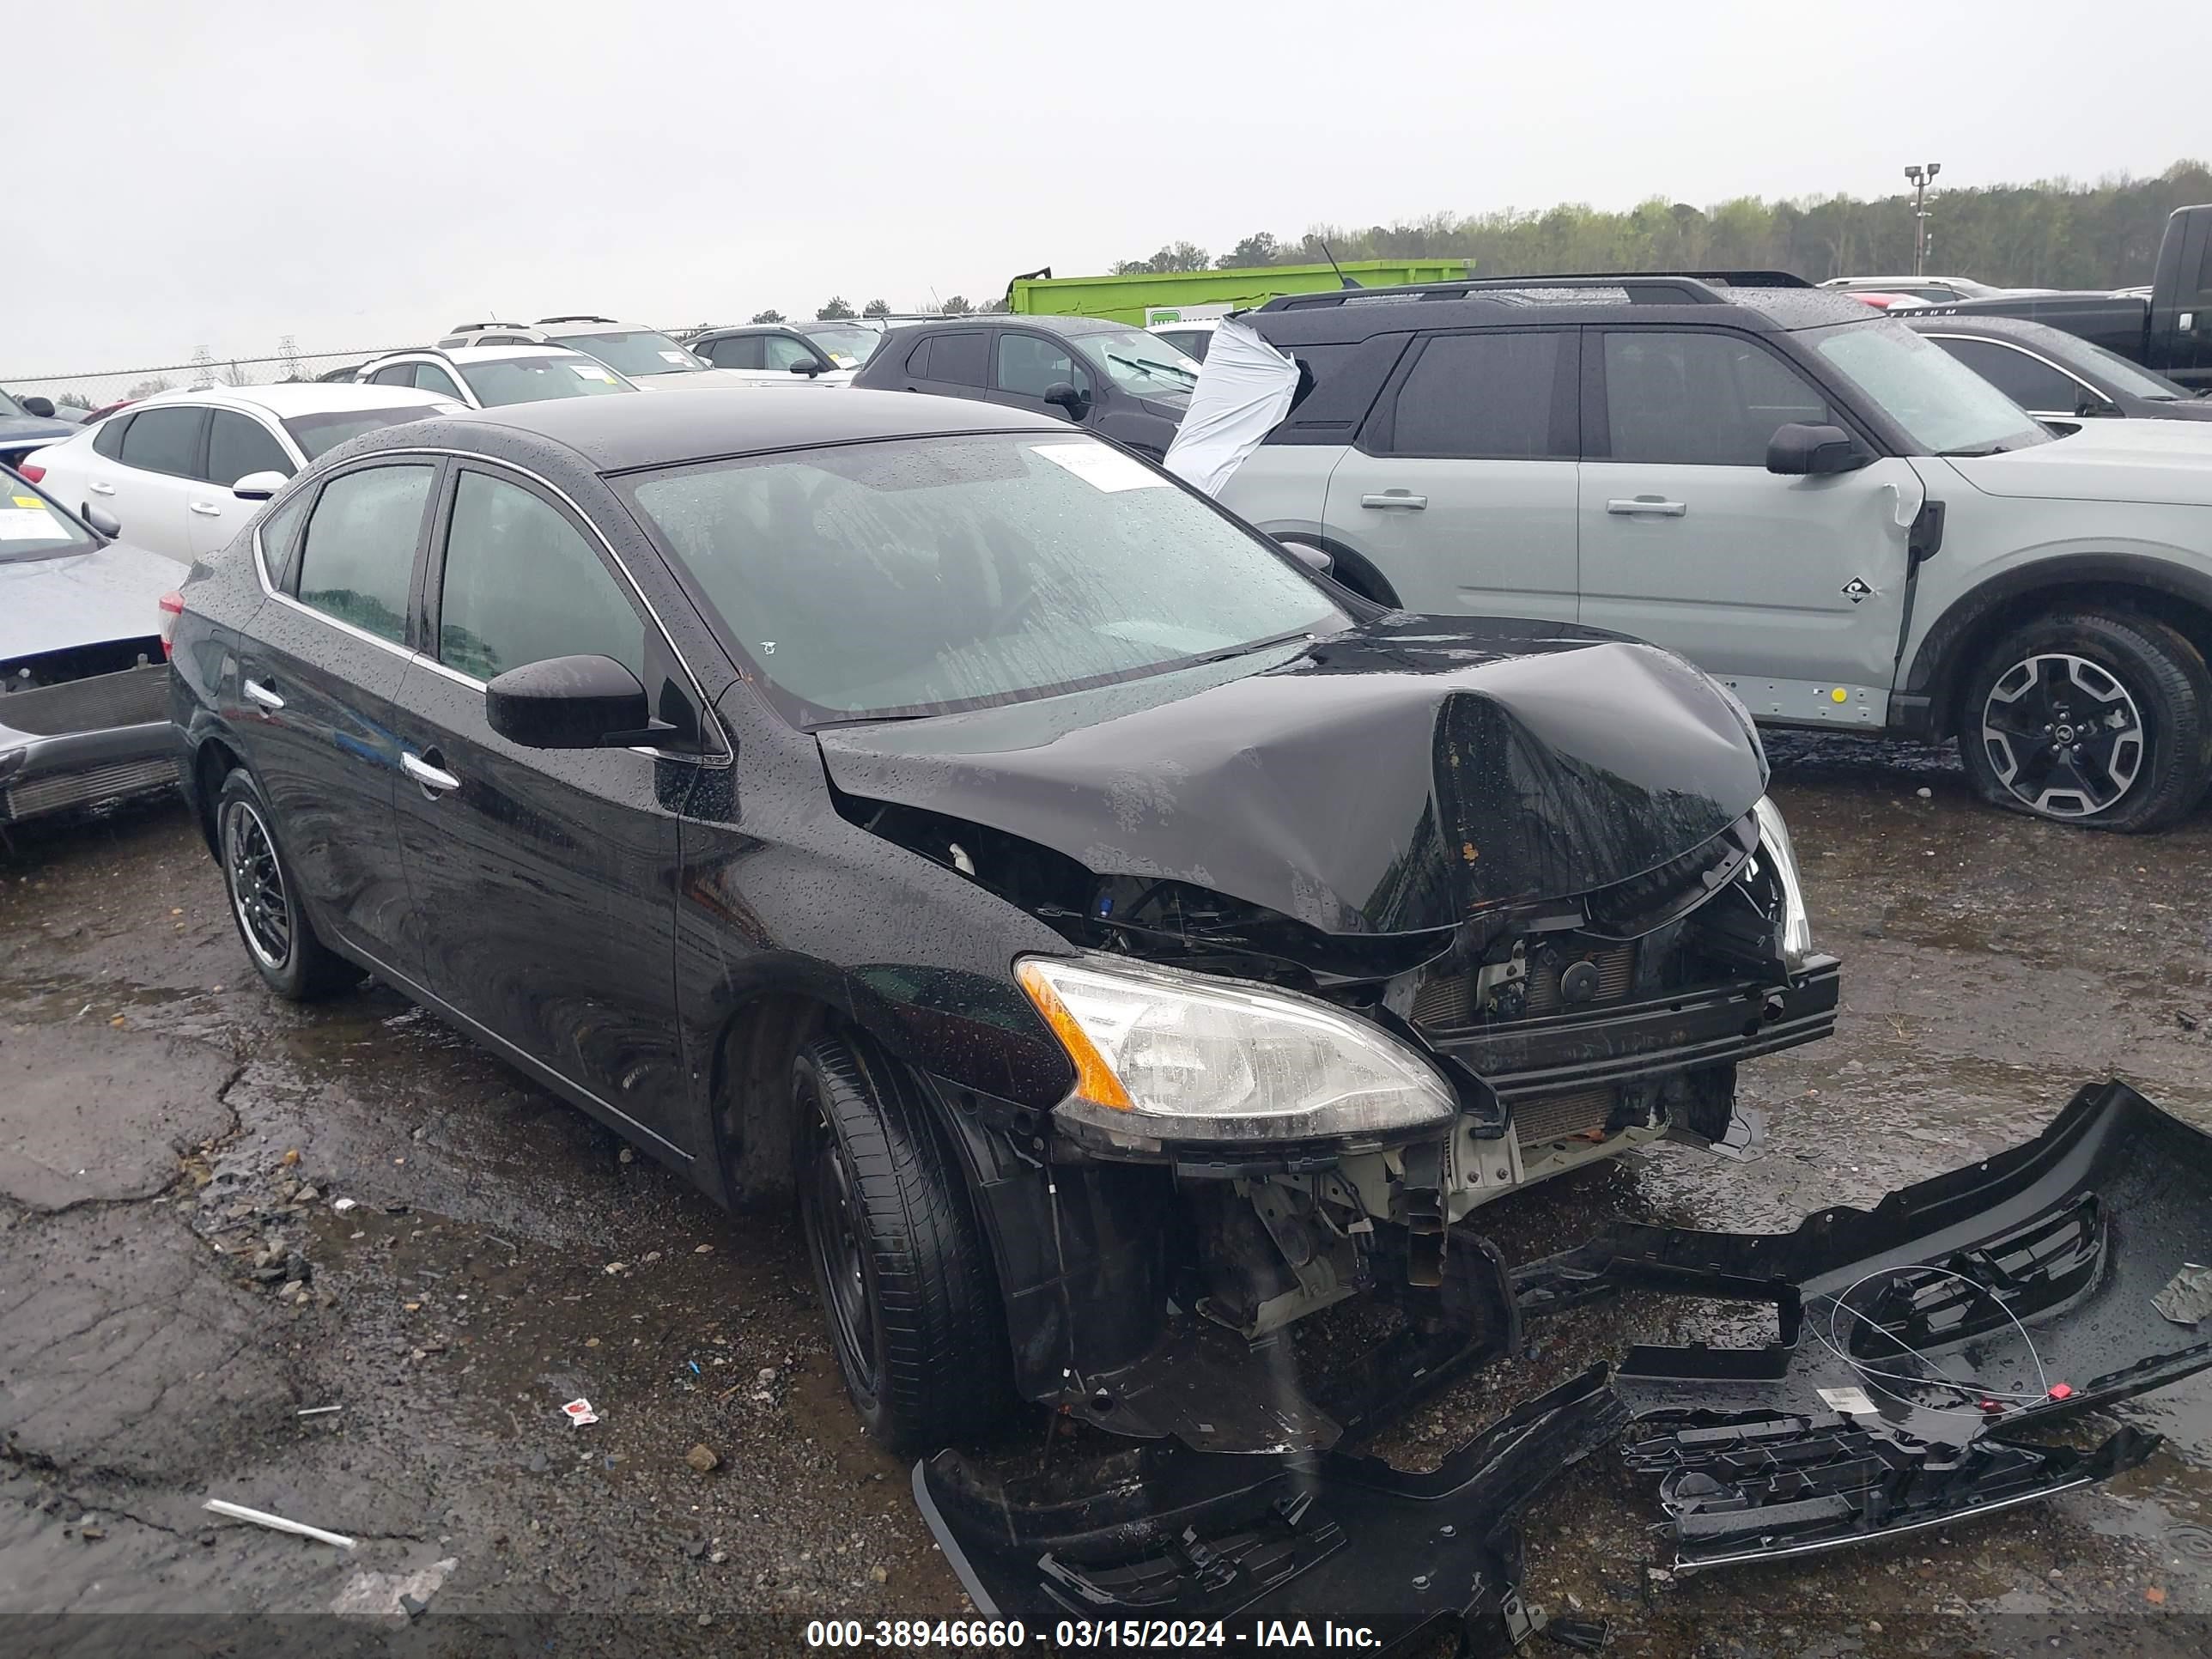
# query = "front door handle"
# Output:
<box><xmin>242</xmin><ymin>678</ymin><xmax>284</xmax><ymax>711</ymax></box>
<box><xmin>1607</xmin><ymin>497</ymin><xmax>1688</xmax><ymax>517</ymax></box>
<box><xmin>190</xmin><ymin>501</ymin><xmax>222</xmax><ymax>517</ymax></box>
<box><xmin>402</xmin><ymin>750</ymin><xmax>461</xmax><ymax>796</ymax></box>
<box><xmin>1360</xmin><ymin>491</ymin><xmax>1428</xmax><ymax>510</ymax></box>
<box><xmin>88</xmin><ymin>481</ymin><xmax>117</xmax><ymax>496</ymax></box>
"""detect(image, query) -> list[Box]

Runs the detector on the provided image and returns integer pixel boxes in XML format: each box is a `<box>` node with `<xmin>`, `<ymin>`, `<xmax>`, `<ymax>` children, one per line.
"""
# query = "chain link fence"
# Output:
<box><xmin>3</xmin><ymin>346</ymin><xmax>420</xmax><ymax>416</ymax></box>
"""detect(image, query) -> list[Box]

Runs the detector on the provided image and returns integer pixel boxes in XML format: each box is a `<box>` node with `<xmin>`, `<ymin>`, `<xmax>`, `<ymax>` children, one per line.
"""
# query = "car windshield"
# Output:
<box><xmin>621</xmin><ymin>433</ymin><xmax>1346</xmax><ymax>723</ymax></box>
<box><xmin>0</xmin><ymin>389</ymin><xmax>27</xmax><ymax>418</ymax></box>
<box><xmin>550</xmin><ymin>330</ymin><xmax>708</xmax><ymax>376</ymax></box>
<box><xmin>459</xmin><ymin>356</ymin><xmax>630</xmax><ymax>407</ymax></box>
<box><xmin>1810</xmin><ymin>321</ymin><xmax>2051</xmax><ymax>455</ymax></box>
<box><xmin>1075</xmin><ymin>328</ymin><xmax>1201</xmax><ymax>398</ymax></box>
<box><xmin>799</xmin><ymin>325</ymin><xmax>881</xmax><ymax>367</ymax></box>
<box><xmin>2073</xmin><ymin>339</ymin><xmax>2189</xmax><ymax>401</ymax></box>
<box><xmin>0</xmin><ymin>474</ymin><xmax>97</xmax><ymax>561</ymax></box>
<box><xmin>283</xmin><ymin>404</ymin><xmax>450</xmax><ymax>459</ymax></box>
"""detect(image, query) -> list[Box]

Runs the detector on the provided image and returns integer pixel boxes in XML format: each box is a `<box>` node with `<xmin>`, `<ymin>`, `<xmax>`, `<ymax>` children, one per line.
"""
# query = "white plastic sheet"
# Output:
<box><xmin>1162</xmin><ymin>319</ymin><xmax>1302</xmax><ymax>499</ymax></box>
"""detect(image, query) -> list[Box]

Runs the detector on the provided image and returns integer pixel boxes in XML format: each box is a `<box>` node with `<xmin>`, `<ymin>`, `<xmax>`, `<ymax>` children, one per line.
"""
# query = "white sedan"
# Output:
<box><xmin>20</xmin><ymin>383</ymin><xmax>457</xmax><ymax>564</ymax></box>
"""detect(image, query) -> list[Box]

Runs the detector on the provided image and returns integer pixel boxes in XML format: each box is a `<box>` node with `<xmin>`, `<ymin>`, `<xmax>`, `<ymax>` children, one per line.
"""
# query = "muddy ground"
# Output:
<box><xmin>4</xmin><ymin>734</ymin><xmax>2212</xmax><ymax>1657</ymax></box>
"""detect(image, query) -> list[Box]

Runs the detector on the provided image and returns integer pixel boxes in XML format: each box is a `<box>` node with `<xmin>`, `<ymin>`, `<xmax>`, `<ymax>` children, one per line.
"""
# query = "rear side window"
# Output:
<box><xmin>206</xmin><ymin>411</ymin><xmax>294</xmax><ymax>485</ymax></box>
<box><xmin>927</xmin><ymin>331</ymin><xmax>988</xmax><ymax>387</ymax></box>
<box><xmin>903</xmin><ymin>337</ymin><xmax>932</xmax><ymax>377</ymax></box>
<box><xmin>1928</xmin><ymin>337</ymin><xmax>2083</xmax><ymax>412</ymax></box>
<box><xmin>118</xmin><ymin>406</ymin><xmax>205</xmax><ymax>477</ymax></box>
<box><xmin>703</xmin><ymin>336</ymin><xmax>763</xmax><ymax>370</ymax></box>
<box><xmin>294</xmin><ymin>464</ymin><xmax>434</xmax><ymax>644</ymax></box>
<box><xmin>92</xmin><ymin>414</ymin><xmax>131</xmax><ymax>459</ymax></box>
<box><xmin>437</xmin><ymin>471</ymin><xmax>642</xmax><ymax>683</ymax></box>
<box><xmin>1601</xmin><ymin>331</ymin><xmax>1834</xmax><ymax>466</ymax></box>
<box><xmin>257</xmin><ymin>488</ymin><xmax>313</xmax><ymax>590</ymax></box>
<box><xmin>1379</xmin><ymin>331</ymin><xmax>1567</xmax><ymax>459</ymax></box>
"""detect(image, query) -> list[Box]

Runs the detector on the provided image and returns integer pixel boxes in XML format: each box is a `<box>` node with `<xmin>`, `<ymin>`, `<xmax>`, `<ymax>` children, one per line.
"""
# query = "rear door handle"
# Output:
<box><xmin>242</xmin><ymin>678</ymin><xmax>283</xmax><ymax>711</ymax></box>
<box><xmin>88</xmin><ymin>481</ymin><xmax>117</xmax><ymax>496</ymax></box>
<box><xmin>402</xmin><ymin>750</ymin><xmax>461</xmax><ymax>796</ymax></box>
<box><xmin>190</xmin><ymin>501</ymin><xmax>222</xmax><ymax>517</ymax></box>
<box><xmin>1607</xmin><ymin>497</ymin><xmax>1688</xmax><ymax>517</ymax></box>
<box><xmin>1360</xmin><ymin>492</ymin><xmax>1428</xmax><ymax>510</ymax></box>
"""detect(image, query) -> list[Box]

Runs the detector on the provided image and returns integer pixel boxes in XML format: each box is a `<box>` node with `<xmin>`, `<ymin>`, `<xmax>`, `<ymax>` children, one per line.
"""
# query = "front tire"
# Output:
<box><xmin>1958</xmin><ymin>609</ymin><xmax>2212</xmax><ymax>832</ymax></box>
<box><xmin>793</xmin><ymin>1035</ymin><xmax>1012</xmax><ymax>1452</ymax></box>
<box><xmin>215</xmin><ymin>767</ymin><xmax>358</xmax><ymax>999</ymax></box>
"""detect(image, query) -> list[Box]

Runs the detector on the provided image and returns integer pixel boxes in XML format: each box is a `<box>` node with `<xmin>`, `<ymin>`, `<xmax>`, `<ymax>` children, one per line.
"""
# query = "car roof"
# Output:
<box><xmin>130</xmin><ymin>381</ymin><xmax>453</xmax><ymax>419</ymax></box>
<box><xmin>1899</xmin><ymin>312</ymin><xmax>2102</xmax><ymax>356</ymax></box>
<box><xmin>693</xmin><ymin>324</ymin><xmax>806</xmax><ymax>338</ymax></box>
<box><xmin>1247</xmin><ymin>279</ymin><xmax>1873</xmax><ymax>345</ymax></box>
<box><xmin>375</xmin><ymin>344</ymin><xmax>592</xmax><ymax>365</ymax></box>
<box><xmin>890</xmin><ymin>313</ymin><xmax>1119</xmax><ymax>337</ymax></box>
<box><xmin>447</xmin><ymin>386</ymin><xmax>1071</xmax><ymax>471</ymax></box>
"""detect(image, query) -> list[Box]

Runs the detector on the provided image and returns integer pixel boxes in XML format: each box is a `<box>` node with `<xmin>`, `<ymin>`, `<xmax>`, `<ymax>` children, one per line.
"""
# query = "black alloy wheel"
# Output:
<box><xmin>213</xmin><ymin>767</ymin><xmax>358</xmax><ymax>999</ymax></box>
<box><xmin>1959</xmin><ymin>610</ymin><xmax>2212</xmax><ymax>833</ymax></box>
<box><xmin>791</xmin><ymin>1035</ymin><xmax>1012</xmax><ymax>1452</ymax></box>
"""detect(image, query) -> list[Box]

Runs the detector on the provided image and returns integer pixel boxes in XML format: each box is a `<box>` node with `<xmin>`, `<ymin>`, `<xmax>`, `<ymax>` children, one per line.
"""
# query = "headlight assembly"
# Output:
<box><xmin>1014</xmin><ymin>954</ymin><xmax>1457</xmax><ymax>1150</ymax></box>
<box><xmin>1752</xmin><ymin>795</ymin><xmax>1815</xmax><ymax>972</ymax></box>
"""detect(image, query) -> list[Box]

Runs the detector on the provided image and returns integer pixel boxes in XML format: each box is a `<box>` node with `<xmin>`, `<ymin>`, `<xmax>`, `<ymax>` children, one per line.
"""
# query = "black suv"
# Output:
<box><xmin>852</xmin><ymin>313</ymin><xmax>1194</xmax><ymax>458</ymax></box>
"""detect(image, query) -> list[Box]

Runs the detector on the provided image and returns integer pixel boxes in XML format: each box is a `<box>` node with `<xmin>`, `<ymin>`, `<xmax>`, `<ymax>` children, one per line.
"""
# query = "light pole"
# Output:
<box><xmin>1904</xmin><ymin>162</ymin><xmax>1942</xmax><ymax>277</ymax></box>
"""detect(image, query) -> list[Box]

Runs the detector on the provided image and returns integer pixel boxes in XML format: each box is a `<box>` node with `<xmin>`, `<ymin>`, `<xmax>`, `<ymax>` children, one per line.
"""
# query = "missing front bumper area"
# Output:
<box><xmin>918</xmin><ymin>1081</ymin><xmax>2212</xmax><ymax>1639</ymax></box>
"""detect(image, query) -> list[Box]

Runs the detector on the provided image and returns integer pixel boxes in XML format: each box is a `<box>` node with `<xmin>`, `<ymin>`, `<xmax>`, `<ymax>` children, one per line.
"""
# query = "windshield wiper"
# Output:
<box><xmin>1103</xmin><ymin>351</ymin><xmax>1195</xmax><ymax>386</ymax></box>
<box><xmin>1937</xmin><ymin>443</ymin><xmax>2008</xmax><ymax>458</ymax></box>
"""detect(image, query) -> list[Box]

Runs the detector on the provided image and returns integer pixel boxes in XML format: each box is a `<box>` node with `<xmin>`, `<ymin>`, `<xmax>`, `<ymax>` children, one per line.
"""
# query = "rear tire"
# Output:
<box><xmin>215</xmin><ymin>767</ymin><xmax>359</xmax><ymax>999</ymax></box>
<box><xmin>793</xmin><ymin>1035</ymin><xmax>1012</xmax><ymax>1452</ymax></box>
<box><xmin>1957</xmin><ymin>609</ymin><xmax>2212</xmax><ymax>832</ymax></box>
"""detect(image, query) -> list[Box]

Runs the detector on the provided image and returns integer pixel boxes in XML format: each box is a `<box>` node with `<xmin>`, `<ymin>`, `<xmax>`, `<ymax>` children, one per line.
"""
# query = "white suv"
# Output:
<box><xmin>1202</xmin><ymin>277</ymin><xmax>2212</xmax><ymax>832</ymax></box>
<box><xmin>356</xmin><ymin>344</ymin><xmax>637</xmax><ymax>409</ymax></box>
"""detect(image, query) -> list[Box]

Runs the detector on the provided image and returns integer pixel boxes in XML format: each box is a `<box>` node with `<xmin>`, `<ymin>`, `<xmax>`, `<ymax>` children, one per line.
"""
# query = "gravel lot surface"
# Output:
<box><xmin>4</xmin><ymin>732</ymin><xmax>2210</xmax><ymax>1656</ymax></box>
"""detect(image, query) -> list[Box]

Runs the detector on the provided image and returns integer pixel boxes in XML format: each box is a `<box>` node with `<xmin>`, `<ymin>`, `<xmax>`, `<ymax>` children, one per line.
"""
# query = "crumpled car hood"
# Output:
<box><xmin>0</xmin><ymin>538</ymin><xmax>179</xmax><ymax>661</ymax></box>
<box><xmin>817</xmin><ymin>616</ymin><xmax>1768</xmax><ymax>935</ymax></box>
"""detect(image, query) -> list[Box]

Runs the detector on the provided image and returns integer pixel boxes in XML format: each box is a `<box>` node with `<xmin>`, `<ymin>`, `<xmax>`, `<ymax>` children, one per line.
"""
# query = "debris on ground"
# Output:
<box><xmin>203</xmin><ymin>1498</ymin><xmax>357</xmax><ymax>1549</ymax></box>
<box><xmin>329</xmin><ymin>1557</ymin><xmax>459</xmax><ymax>1616</ymax></box>
<box><xmin>562</xmin><ymin>1398</ymin><xmax>599</xmax><ymax>1427</ymax></box>
<box><xmin>685</xmin><ymin>1444</ymin><xmax>721</xmax><ymax>1474</ymax></box>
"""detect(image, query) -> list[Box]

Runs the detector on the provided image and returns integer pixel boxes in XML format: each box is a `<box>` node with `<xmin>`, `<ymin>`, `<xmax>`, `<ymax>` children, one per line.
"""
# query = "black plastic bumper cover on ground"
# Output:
<box><xmin>914</xmin><ymin>1368</ymin><xmax>1627</xmax><ymax>1656</ymax></box>
<box><xmin>1518</xmin><ymin>1079</ymin><xmax>2212</xmax><ymax>1571</ymax></box>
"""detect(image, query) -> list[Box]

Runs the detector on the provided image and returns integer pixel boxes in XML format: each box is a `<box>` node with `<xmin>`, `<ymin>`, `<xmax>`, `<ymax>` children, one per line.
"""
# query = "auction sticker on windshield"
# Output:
<box><xmin>659</xmin><ymin>350</ymin><xmax>691</xmax><ymax>364</ymax></box>
<box><xmin>572</xmin><ymin>365</ymin><xmax>617</xmax><ymax>381</ymax></box>
<box><xmin>0</xmin><ymin>506</ymin><xmax>65</xmax><ymax>539</ymax></box>
<box><xmin>1030</xmin><ymin>443</ymin><xmax>1166</xmax><ymax>493</ymax></box>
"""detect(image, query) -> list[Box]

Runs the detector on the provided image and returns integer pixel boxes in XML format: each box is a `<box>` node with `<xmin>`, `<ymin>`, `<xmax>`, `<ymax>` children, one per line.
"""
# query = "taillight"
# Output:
<box><xmin>158</xmin><ymin>591</ymin><xmax>185</xmax><ymax>659</ymax></box>
<box><xmin>17</xmin><ymin>464</ymin><xmax>44</xmax><ymax>483</ymax></box>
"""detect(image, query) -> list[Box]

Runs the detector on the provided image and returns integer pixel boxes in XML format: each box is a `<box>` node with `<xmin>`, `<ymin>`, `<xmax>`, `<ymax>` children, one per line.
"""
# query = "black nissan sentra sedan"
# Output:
<box><xmin>171</xmin><ymin>389</ymin><xmax>1837</xmax><ymax>1454</ymax></box>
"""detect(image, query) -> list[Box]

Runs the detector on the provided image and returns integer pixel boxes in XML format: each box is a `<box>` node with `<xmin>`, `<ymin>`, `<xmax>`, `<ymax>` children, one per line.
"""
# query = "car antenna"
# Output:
<box><xmin>1317</xmin><ymin>240</ymin><xmax>1362</xmax><ymax>289</ymax></box>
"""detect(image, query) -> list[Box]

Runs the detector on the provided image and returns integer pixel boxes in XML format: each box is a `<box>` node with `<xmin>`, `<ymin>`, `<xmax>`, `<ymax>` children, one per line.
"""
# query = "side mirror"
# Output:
<box><xmin>1276</xmin><ymin>538</ymin><xmax>1334</xmax><ymax>575</ymax></box>
<box><xmin>485</xmin><ymin>654</ymin><xmax>652</xmax><ymax>750</ymax></box>
<box><xmin>21</xmin><ymin>395</ymin><xmax>55</xmax><ymax>418</ymax></box>
<box><xmin>2075</xmin><ymin>393</ymin><xmax>2121</xmax><ymax>418</ymax></box>
<box><xmin>83</xmin><ymin>505</ymin><xmax>122</xmax><ymax>539</ymax></box>
<box><xmin>1765</xmin><ymin>422</ymin><xmax>1869</xmax><ymax>477</ymax></box>
<box><xmin>789</xmin><ymin>359</ymin><xmax>821</xmax><ymax>375</ymax></box>
<box><xmin>1043</xmin><ymin>381</ymin><xmax>1090</xmax><ymax>419</ymax></box>
<box><xmin>232</xmin><ymin>470</ymin><xmax>289</xmax><ymax>501</ymax></box>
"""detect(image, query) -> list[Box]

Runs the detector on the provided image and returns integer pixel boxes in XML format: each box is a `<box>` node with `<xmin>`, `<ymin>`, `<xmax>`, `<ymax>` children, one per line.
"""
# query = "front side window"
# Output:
<box><xmin>548</xmin><ymin>331</ymin><xmax>706</xmax><ymax>376</ymax></box>
<box><xmin>761</xmin><ymin>334</ymin><xmax>820</xmax><ymax>372</ymax></box>
<box><xmin>1602</xmin><ymin>332</ymin><xmax>1833</xmax><ymax>465</ymax></box>
<box><xmin>1075</xmin><ymin>328</ymin><xmax>1200</xmax><ymax>399</ymax></box>
<box><xmin>437</xmin><ymin>471</ymin><xmax>642</xmax><ymax>684</ymax></box>
<box><xmin>1809</xmin><ymin>320</ymin><xmax>2048</xmax><ymax>455</ymax></box>
<box><xmin>1927</xmin><ymin>337</ymin><xmax>2087</xmax><ymax>413</ymax></box>
<box><xmin>206</xmin><ymin>411</ymin><xmax>295</xmax><ymax>484</ymax></box>
<box><xmin>414</xmin><ymin>364</ymin><xmax>465</xmax><ymax>400</ymax></box>
<box><xmin>995</xmin><ymin>333</ymin><xmax>1091</xmax><ymax>400</ymax></box>
<box><xmin>294</xmin><ymin>464</ymin><xmax>434</xmax><ymax>643</ymax></box>
<box><xmin>118</xmin><ymin>406</ymin><xmax>205</xmax><ymax>477</ymax></box>
<box><xmin>702</xmin><ymin>336</ymin><xmax>764</xmax><ymax>370</ymax></box>
<box><xmin>458</xmin><ymin>356</ymin><xmax>629</xmax><ymax>407</ymax></box>
<box><xmin>370</xmin><ymin>364</ymin><xmax>416</xmax><ymax>387</ymax></box>
<box><xmin>1385</xmin><ymin>331</ymin><xmax>1565</xmax><ymax>459</ymax></box>
<box><xmin>622</xmin><ymin>433</ymin><xmax>1346</xmax><ymax>724</ymax></box>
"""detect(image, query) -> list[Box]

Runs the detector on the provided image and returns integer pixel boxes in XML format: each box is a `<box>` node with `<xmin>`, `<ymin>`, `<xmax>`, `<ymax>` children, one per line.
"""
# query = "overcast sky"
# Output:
<box><xmin>12</xmin><ymin>0</ymin><xmax>2209</xmax><ymax>377</ymax></box>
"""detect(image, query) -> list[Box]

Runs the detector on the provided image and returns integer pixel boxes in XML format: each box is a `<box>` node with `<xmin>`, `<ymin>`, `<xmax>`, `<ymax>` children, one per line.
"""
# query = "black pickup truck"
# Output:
<box><xmin>1911</xmin><ymin>203</ymin><xmax>2212</xmax><ymax>391</ymax></box>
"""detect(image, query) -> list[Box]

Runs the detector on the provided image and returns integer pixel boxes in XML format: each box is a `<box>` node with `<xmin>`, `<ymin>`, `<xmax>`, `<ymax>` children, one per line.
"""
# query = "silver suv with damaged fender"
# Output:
<box><xmin>1205</xmin><ymin>276</ymin><xmax>2212</xmax><ymax>831</ymax></box>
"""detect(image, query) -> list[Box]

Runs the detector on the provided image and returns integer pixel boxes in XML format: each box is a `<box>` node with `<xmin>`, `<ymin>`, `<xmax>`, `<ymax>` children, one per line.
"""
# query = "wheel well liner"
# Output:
<box><xmin>1904</xmin><ymin>556</ymin><xmax>2212</xmax><ymax>738</ymax></box>
<box><xmin>191</xmin><ymin>736</ymin><xmax>241</xmax><ymax>856</ymax></box>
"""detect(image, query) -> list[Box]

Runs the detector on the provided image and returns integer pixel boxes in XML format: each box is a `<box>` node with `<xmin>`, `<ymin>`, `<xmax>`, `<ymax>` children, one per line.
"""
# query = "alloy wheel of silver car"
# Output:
<box><xmin>1979</xmin><ymin>651</ymin><xmax>2145</xmax><ymax>819</ymax></box>
<box><xmin>221</xmin><ymin>798</ymin><xmax>294</xmax><ymax>970</ymax></box>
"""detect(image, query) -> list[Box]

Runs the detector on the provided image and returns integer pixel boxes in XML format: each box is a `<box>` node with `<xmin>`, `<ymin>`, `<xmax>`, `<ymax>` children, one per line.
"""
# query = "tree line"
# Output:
<box><xmin>1107</xmin><ymin>160</ymin><xmax>2212</xmax><ymax>289</ymax></box>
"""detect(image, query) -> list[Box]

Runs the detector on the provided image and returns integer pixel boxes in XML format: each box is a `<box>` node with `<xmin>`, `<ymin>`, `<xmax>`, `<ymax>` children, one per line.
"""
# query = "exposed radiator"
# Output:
<box><xmin>1513</xmin><ymin>1087</ymin><xmax>1618</xmax><ymax>1151</ymax></box>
